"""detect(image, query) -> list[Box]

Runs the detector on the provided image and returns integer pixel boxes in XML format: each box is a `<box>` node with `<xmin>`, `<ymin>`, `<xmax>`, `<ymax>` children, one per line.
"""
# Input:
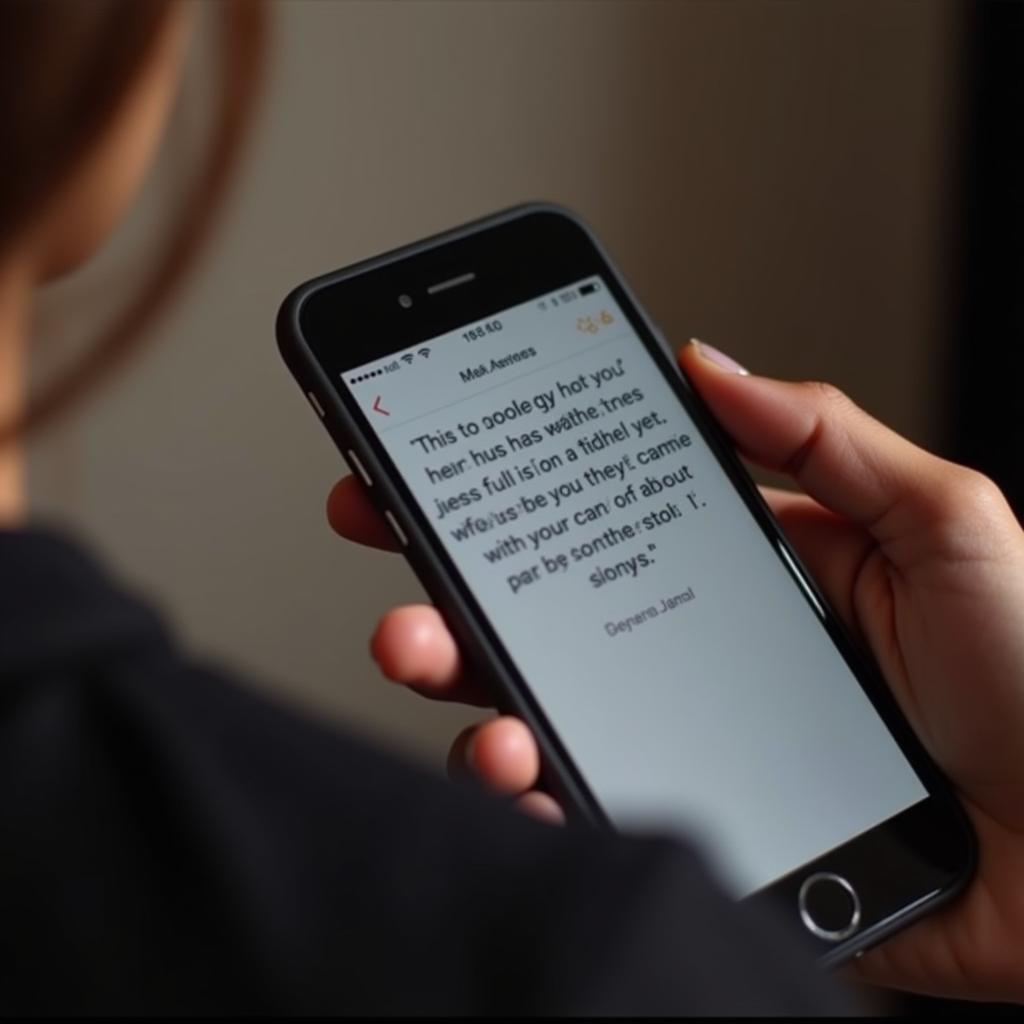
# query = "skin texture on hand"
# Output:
<box><xmin>328</xmin><ymin>340</ymin><xmax>1024</xmax><ymax>1004</ymax></box>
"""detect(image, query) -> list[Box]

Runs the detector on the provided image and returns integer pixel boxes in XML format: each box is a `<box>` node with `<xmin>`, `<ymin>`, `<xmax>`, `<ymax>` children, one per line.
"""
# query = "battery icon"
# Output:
<box><xmin>579</xmin><ymin>282</ymin><xmax>599</xmax><ymax>296</ymax></box>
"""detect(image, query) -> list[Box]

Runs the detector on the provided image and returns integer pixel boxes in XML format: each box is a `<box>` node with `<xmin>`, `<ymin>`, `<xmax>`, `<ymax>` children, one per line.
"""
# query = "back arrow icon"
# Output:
<box><xmin>372</xmin><ymin>396</ymin><xmax>390</xmax><ymax>416</ymax></box>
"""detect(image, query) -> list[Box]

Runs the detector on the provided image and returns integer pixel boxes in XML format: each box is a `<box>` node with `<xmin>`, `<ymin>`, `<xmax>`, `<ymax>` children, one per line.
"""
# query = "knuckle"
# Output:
<box><xmin>802</xmin><ymin>379</ymin><xmax>850</xmax><ymax>412</ymax></box>
<box><xmin>947</xmin><ymin>467</ymin><xmax>1006</xmax><ymax>519</ymax></box>
<box><xmin>924</xmin><ymin>464</ymin><xmax>1016</xmax><ymax>554</ymax></box>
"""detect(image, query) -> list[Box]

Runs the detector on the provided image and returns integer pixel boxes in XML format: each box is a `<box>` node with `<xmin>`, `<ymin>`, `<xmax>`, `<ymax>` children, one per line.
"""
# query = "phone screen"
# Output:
<box><xmin>341</xmin><ymin>275</ymin><xmax>927</xmax><ymax>896</ymax></box>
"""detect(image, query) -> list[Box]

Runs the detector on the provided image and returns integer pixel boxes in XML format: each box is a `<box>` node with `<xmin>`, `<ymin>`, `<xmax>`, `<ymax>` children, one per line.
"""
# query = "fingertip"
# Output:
<box><xmin>468</xmin><ymin>716</ymin><xmax>540</xmax><ymax>796</ymax></box>
<box><xmin>370</xmin><ymin>605</ymin><xmax>461</xmax><ymax>691</ymax></box>
<box><xmin>678</xmin><ymin>338</ymin><xmax>701</xmax><ymax>374</ymax></box>
<box><xmin>682</xmin><ymin>337</ymin><xmax>751</xmax><ymax>377</ymax></box>
<box><xmin>326</xmin><ymin>475</ymin><xmax>397</xmax><ymax>550</ymax></box>
<box><xmin>515</xmin><ymin>791</ymin><xmax>566</xmax><ymax>825</ymax></box>
<box><xmin>446</xmin><ymin>724</ymin><xmax>478</xmax><ymax>782</ymax></box>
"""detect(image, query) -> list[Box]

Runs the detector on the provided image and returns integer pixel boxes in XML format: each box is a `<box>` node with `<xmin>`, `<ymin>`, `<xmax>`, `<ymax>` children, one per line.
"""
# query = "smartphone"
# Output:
<box><xmin>277</xmin><ymin>203</ymin><xmax>974</xmax><ymax>965</ymax></box>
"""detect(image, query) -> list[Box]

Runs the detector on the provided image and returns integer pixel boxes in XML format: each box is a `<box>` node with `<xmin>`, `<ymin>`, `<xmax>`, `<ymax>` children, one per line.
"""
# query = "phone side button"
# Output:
<box><xmin>384</xmin><ymin>509</ymin><xmax>409</xmax><ymax>547</ymax></box>
<box><xmin>307</xmin><ymin>390</ymin><xmax>326</xmax><ymax>417</ymax></box>
<box><xmin>347</xmin><ymin>449</ymin><xmax>374</xmax><ymax>488</ymax></box>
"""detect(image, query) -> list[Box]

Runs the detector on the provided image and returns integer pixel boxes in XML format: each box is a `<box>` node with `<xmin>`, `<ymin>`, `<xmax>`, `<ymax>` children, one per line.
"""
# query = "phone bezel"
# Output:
<box><xmin>276</xmin><ymin>203</ymin><xmax>975</xmax><ymax>966</ymax></box>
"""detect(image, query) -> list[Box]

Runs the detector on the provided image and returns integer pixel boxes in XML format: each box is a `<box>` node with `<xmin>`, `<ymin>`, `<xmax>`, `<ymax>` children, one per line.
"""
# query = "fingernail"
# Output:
<box><xmin>691</xmin><ymin>338</ymin><xmax>749</xmax><ymax>376</ymax></box>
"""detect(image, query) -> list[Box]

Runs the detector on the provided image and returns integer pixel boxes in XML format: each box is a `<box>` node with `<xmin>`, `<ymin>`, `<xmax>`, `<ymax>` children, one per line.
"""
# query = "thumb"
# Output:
<box><xmin>679</xmin><ymin>340</ymin><xmax>1011</xmax><ymax>566</ymax></box>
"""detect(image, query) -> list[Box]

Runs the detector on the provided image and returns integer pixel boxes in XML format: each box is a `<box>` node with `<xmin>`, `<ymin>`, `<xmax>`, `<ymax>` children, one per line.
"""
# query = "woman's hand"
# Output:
<box><xmin>327</xmin><ymin>339</ymin><xmax>1024</xmax><ymax>1003</ymax></box>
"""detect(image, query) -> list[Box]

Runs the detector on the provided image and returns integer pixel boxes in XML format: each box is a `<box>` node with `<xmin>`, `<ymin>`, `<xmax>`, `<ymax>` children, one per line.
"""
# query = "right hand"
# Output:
<box><xmin>328</xmin><ymin>340</ymin><xmax>1024</xmax><ymax>1003</ymax></box>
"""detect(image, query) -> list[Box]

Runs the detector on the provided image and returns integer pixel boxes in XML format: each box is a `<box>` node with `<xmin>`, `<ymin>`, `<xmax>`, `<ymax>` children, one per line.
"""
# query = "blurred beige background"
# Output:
<box><xmin>29</xmin><ymin>0</ymin><xmax>960</xmax><ymax>767</ymax></box>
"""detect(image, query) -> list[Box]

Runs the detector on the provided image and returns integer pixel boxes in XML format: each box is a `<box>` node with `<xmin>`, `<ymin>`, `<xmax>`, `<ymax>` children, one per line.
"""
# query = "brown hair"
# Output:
<box><xmin>0</xmin><ymin>0</ymin><xmax>267</xmax><ymax>439</ymax></box>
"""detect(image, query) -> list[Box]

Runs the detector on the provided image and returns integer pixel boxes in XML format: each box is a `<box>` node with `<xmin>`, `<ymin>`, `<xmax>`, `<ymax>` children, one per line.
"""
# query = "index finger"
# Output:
<box><xmin>327</xmin><ymin>474</ymin><xmax>399</xmax><ymax>551</ymax></box>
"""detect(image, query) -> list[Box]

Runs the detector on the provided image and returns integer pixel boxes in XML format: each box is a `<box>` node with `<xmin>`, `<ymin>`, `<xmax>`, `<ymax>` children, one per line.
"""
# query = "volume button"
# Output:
<box><xmin>347</xmin><ymin>449</ymin><xmax>373</xmax><ymax>488</ymax></box>
<box><xmin>307</xmin><ymin>390</ymin><xmax>326</xmax><ymax>417</ymax></box>
<box><xmin>384</xmin><ymin>509</ymin><xmax>409</xmax><ymax>547</ymax></box>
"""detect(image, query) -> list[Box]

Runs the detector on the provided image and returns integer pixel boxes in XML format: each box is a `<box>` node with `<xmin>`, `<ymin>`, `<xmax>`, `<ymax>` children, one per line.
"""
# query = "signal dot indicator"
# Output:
<box><xmin>347</xmin><ymin>363</ymin><xmax>397</xmax><ymax>386</ymax></box>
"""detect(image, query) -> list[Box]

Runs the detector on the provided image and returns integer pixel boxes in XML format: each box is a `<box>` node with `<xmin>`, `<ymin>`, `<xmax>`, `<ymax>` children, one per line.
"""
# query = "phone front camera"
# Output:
<box><xmin>398</xmin><ymin>294</ymin><xmax>413</xmax><ymax>309</ymax></box>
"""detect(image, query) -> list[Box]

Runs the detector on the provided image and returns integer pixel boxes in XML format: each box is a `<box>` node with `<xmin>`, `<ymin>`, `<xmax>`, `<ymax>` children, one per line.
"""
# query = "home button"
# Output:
<box><xmin>798</xmin><ymin>872</ymin><xmax>861</xmax><ymax>942</ymax></box>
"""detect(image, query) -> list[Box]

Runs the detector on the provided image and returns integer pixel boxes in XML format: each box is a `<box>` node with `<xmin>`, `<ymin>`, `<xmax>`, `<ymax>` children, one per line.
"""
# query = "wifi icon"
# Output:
<box><xmin>418</xmin><ymin>348</ymin><xmax>431</xmax><ymax>359</ymax></box>
<box><xmin>401</xmin><ymin>353</ymin><xmax>415</xmax><ymax>365</ymax></box>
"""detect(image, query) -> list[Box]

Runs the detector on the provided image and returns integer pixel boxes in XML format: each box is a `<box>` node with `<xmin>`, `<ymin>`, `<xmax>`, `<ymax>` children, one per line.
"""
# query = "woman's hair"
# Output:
<box><xmin>0</xmin><ymin>0</ymin><xmax>267</xmax><ymax>438</ymax></box>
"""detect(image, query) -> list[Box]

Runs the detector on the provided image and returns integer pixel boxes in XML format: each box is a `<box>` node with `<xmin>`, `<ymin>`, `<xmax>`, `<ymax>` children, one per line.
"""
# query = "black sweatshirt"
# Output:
<box><xmin>0</xmin><ymin>529</ymin><xmax>852</xmax><ymax>1015</ymax></box>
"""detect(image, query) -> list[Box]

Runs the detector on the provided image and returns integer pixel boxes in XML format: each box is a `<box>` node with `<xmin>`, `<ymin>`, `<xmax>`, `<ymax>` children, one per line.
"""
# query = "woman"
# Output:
<box><xmin>2</xmin><ymin>0</ymin><xmax>1022</xmax><ymax>1013</ymax></box>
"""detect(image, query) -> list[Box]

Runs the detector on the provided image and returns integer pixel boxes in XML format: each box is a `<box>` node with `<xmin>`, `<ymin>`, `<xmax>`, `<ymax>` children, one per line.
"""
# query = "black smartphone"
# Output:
<box><xmin>277</xmin><ymin>203</ymin><xmax>974</xmax><ymax>966</ymax></box>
